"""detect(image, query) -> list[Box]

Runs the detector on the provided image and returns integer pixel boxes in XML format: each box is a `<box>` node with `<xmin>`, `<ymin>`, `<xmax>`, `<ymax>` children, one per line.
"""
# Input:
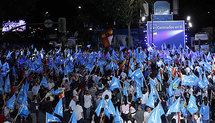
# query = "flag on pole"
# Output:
<box><xmin>157</xmin><ymin>71</ymin><xmax>163</xmax><ymax>84</ymax></box>
<box><xmin>69</xmin><ymin>110</ymin><xmax>77</xmax><ymax>123</ymax></box>
<box><xmin>0</xmin><ymin>77</ymin><xmax>4</xmax><ymax>94</ymax></box>
<box><xmin>4</xmin><ymin>75</ymin><xmax>10</xmax><ymax>93</ymax></box>
<box><xmin>6</xmin><ymin>94</ymin><xmax>16</xmax><ymax>110</ymax></box>
<box><xmin>107</xmin><ymin>99</ymin><xmax>116</xmax><ymax>115</ymax></box>
<box><xmin>114</xmin><ymin>108</ymin><xmax>123</xmax><ymax>123</ymax></box>
<box><xmin>109</xmin><ymin>77</ymin><xmax>122</xmax><ymax>91</ymax></box>
<box><xmin>148</xmin><ymin>105</ymin><xmax>162</xmax><ymax>123</ymax></box>
<box><xmin>166</xmin><ymin>97</ymin><xmax>180</xmax><ymax>116</ymax></box>
<box><xmin>146</xmin><ymin>92</ymin><xmax>156</xmax><ymax>108</ymax></box>
<box><xmin>18</xmin><ymin>100</ymin><xmax>30</xmax><ymax>118</ymax></box>
<box><xmin>95</xmin><ymin>98</ymin><xmax>105</xmax><ymax>116</ymax></box>
<box><xmin>40</xmin><ymin>76</ymin><xmax>47</xmax><ymax>88</ymax></box>
<box><xmin>102</xmin><ymin>29</ymin><xmax>113</xmax><ymax>48</ymax></box>
<box><xmin>46</xmin><ymin>112</ymin><xmax>61</xmax><ymax>123</ymax></box>
<box><xmin>54</xmin><ymin>98</ymin><xmax>63</xmax><ymax>117</ymax></box>
<box><xmin>187</xmin><ymin>95</ymin><xmax>198</xmax><ymax>115</ymax></box>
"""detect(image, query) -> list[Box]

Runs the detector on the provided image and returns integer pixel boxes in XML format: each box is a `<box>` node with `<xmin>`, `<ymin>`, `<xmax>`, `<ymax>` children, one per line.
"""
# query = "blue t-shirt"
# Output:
<box><xmin>202</xmin><ymin>105</ymin><xmax>210</xmax><ymax>120</ymax></box>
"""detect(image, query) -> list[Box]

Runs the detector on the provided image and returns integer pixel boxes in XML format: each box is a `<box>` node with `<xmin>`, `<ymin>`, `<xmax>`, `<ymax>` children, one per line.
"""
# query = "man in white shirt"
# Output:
<box><xmin>144</xmin><ymin>107</ymin><xmax>152</xmax><ymax>123</ymax></box>
<box><xmin>32</xmin><ymin>82</ymin><xmax>40</xmax><ymax>96</ymax></box>
<box><xmin>47</xmin><ymin>80</ymin><xmax>55</xmax><ymax>90</ymax></box>
<box><xmin>74</xmin><ymin>101</ymin><xmax>84</xmax><ymax>122</ymax></box>
<box><xmin>69</xmin><ymin>96</ymin><xmax>77</xmax><ymax>111</ymax></box>
<box><xmin>102</xmin><ymin>87</ymin><xmax>112</xmax><ymax>99</ymax></box>
<box><xmin>141</xmin><ymin>91</ymin><xmax>149</xmax><ymax>111</ymax></box>
<box><xmin>84</xmin><ymin>91</ymin><xmax>92</xmax><ymax>119</ymax></box>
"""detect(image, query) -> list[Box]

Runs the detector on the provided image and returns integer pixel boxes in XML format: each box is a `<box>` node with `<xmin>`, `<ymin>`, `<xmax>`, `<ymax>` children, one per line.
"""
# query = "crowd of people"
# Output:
<box><xmin>0</xmin><ymin>44</ymin><xmax>214</xmax><ymax>123</ymax></box>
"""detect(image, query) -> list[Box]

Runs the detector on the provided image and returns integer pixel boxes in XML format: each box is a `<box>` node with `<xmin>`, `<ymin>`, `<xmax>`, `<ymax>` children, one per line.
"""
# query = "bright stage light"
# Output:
<box><xmin>188</xmin><ymin>22</ymin><xmax>192</xmax><ymax>28</ymax></box>
<box><xmin>187</xmin><ymin>16</ymin><xmax>191</xmax><ymax>21</ymax></box>
<box><xmin>142</xmin><ymin>16</ymin><xmax>146</xmax><ymax>22</ymax></box>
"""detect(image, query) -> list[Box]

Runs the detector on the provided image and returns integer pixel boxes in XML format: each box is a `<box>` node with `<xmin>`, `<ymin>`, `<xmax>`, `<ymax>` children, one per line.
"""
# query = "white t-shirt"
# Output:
<box><xmin>141</xmin><ymin>92</ymin><xmax>149</xmax><ymax>104</ymax></box>
<box><xmin>69</xmin><ymin>99</ymin><xmax>76</xmax><ymax>110</ymax></box>
<box><xmin>144</xmin><ymin>112</ymin><xmax>150</xmax><ymax>123</ymax></box>
<box><xmin>74</xmin><ymin>105</ymin><xmax>83</xmax><ymax>121</ymax></box>
<box><xmin>47</xmin><ymin>82</ymin><xmax>55</xmax><ymax>90</ymax></box>
<box><xmin>84</xmin><ymin>95</ymin><xmax>92</xmax><ymax>108</ymax></box>
<box><xmin>73</xmin><ymin>90</ymin><xmax>79</xmax><ymax>100</ymax></box>
<box><xmin>102</xmin><ymin>90</ymin><xmax>112</xmax><ymax>99</ymax></box>
<box><xmin>32</xmin><ymin>85</ymin><xmax>40</xmax><ymax>95</ymax></box>
<box><xmin>121</xmin><ymin>72</ymin><xmax>127</xmax><ymax>79</ymax></box>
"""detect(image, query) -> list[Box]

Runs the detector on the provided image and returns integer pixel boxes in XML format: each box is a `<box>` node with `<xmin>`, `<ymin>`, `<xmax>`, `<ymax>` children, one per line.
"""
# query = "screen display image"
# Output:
<box><xmin>2</xmin><ymin>20</ymin><xmax>26</xmax><ymax>32</ymax></box>
<box><xmin>147</xmin><ymin>21</ymin><xmax>185</xmax><ymax>49</ymax></box>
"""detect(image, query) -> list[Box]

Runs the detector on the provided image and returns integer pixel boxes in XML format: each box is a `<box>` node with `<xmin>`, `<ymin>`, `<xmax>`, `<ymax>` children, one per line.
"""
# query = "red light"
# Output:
<box><xmin>39</xmin><ymin>29</ymin><xmax>44</xmax><ymax>31</ymax></box>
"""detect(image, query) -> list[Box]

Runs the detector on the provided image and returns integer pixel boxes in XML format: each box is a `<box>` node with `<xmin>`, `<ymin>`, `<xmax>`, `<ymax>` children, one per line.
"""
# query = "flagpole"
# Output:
<box><xmin>154</xmin><ymin>86</ymin><xmax>169</xmax><ymax>123</ymax></box>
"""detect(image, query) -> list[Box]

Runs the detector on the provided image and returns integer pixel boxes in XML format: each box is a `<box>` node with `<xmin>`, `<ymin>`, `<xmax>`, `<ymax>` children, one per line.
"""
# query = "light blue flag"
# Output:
<box><xmin>98</xmin><ymin>60</ymin><xmax>107</xmax><ymax>66</ymax></box>
<box><xmin>17</xmin><ymin>85</ymin><xmax>26</xmax><ymax>104</ymax></box>
<box><xmin>146</xmin><ymin>92</ymin><xmax>156</xmax><ymax>108</ymax></box>
<box><xmin>0</xmin><ymin>77</ymin><xmax>3</xmax><ymax>94</ymax></box>
<box><xmin>34</xmin><ymin>48</ymin><xmax>37</xmax><ymax>53</ymax></box>
<box><xmin>107</xmin><ymin>99</ymin><xmax>116</xmax><ymax>115</ymax></box>
<box><xmin>40</xmin><ymin>76</ymin><xmax>47</xmax><ymax>88</ymax></box>
<box><xmin>199</xmin><ymin>102</ymin><xmax>205</xmax><ymax>115</ymax></box>
<box><xmin>172</xmin><ymin>77</ymin><xmax>182</xmax><ymax>88</ymax></box>
<box><xmin>109</xmin><ymin>77</ymin><xmax>122</xmax><ymax>91</ymax></box>
<box><xmin>108</xmin><ymin>61</ymin><xmax>115</xmax><ymax>70</ymax></box>
<box><xmin>157</xmin><ymin>103</ymin><xmax>165</xmax><ymax>116</ymax></box>
<box><xmin>85</xmin><ymin>64</ymin><xmax>95</xmax><ymax>72</ymax></box>
<box><xmin>135</xmin><ymin>86</ymin><xmax>143</xmax><ymax>98</ymax></box>
<box><xmin>15</xmin><ymin>51</ymin><xmax>20</xmax><ymax>58</ymax></box>
<box><xmin>128</xmin><ymin>69</ymin><xmax>133</xmax><ymax>78</ymax></box>
<box><xmin>104</xmin><ymin>108</ymin><xmax>110</xmax><ymax>118</ymax></box>
<box><xmin>139</xmin><ymin>62</ymin><xmax>143</xmax><ymax>68</ymax></box>
<box><xmin>120</xmin><ymin>52</ymin><xmax>125</xmax><ymax>61</ymax></box>
<box><xmin>54</xmin><ymin>98</ymin><xmax>63</xmax><ymax>117</ymax></box>
<box><xmin>198</xmin><ymin>73</ymin><xmax>208</xmax><ymax>89</ymax></box>
<box><xmin>148</xmin><ymin>105</ymin><xmax>162</xmax><ymax>123</ymax></box>
<box><xmin>18</xmin><ymin>100</ymin><xmax>29</xmax><ymax>118</ymax></box>
<box><xmin>167</xmin><ymin>76</ymin><xmax>172</xmax><ymax>84</ymax></box>
<box><xmin>203</xmin><ymin>62</ymin><xmax>212</xmax><ymax>72</ymax></box>
<box><xmin>114</xmin><ymin>108</ymin><xmax>123</xmax><ymax>123</ymax></box>
<box><xmin>134</xmin><ymin>76</ymin><xmax>143</xmax><ymax>87</ymax></box>
<box><xmin>166</xmin><ymin>83</ymin><xmax>175</xmax><ymax>97</ymax></box>
<box><xmin>187</xmin><ymin>95</ymin><xmax>198</xmax><ymax>115</ymax></box>
<box><xmin>46</xmin><ymin>112</ymin><xmax>61</xmax><ymax>123</ymax></box>
<box><xmin>157</xmin><ymin>71</ymin><xmax>162</xmax><ymax>84</ymax></box>
<box><xmin>6</xmin><ymin>51</ymin><xmax>13</xmax><ymax>60</ymax></box>
<box><xmin>181</xmin><ymin>102</ymin><xmax>189</xmax><ymax>117</ymax></box>
<box><xmin>6</xmin><ymin>94</ymin><xmax>16</xmax><ymax>110</ymax></box>
<box><xmin>106</xmin><ymin>52</ymin><xmax>111</xmax><ymax>61</ymax></box>
<box><xmin>132</xmin><ymin>69</ymin><xmax>144</xmax><ymax>79</ymax></box>
<box><xmin>123</xmin><ymin>86</ymin><xmax>128</xmax><ymax>97</ymax></box>
<box><xmin>130</xmin><ymin>62</ymin><xmax>134</xmax><ymax>71</ymax></box>
<box><xmin>95</xmin><ymin>98</ymin><xmax>105</xmax><ymax>116</ymax></box>
<box><xmin>1</xmin><ymin>62</ymin><xmax>10</xmax><ymax>77</ymax></box>
<box><xmin>100</xmin><ymin>66</ymin><xmax>104</xmax><ymax>74</ymax></box>
<box><xmin>69</xmin><ymin>110</ymin><xmax>77</xmax><ymax>123</ymax></box>
<box><xmin>4</xmin><ymin>75</ymin><xmax>10</xmax><ymax>93</ymax></box>
<box><xmin>27</xmin><ymin>51</ymin><xmax>31</xmax><ymax>56</ymax></box>
<box><xmin>166</xmin><ymin>97</ymin><xmax>180</xmax><ymax>116</ymax></box>
<box><xmin>182</xmin><ymin>74</ymin><xmax>198</xmax><ymax>86</ymax></box>
<box><xmin>149</xmin><ymin>77</ymin><xmax>156</xmax><ymax>87</ymax></box>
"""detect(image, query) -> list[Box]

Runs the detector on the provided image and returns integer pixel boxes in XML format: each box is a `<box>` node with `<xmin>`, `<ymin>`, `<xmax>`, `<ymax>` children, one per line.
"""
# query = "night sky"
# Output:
<box><xmin>0</xmin><ymin>0</ymin><xmax>214</xmax><ymax>33</ymax></box>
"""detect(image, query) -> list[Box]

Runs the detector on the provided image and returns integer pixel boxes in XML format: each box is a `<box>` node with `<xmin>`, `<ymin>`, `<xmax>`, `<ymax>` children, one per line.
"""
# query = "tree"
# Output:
<box><xmin>113</xmin><ymin>0</ymin><xmax>151</xmax><ymax>49</ymax></box>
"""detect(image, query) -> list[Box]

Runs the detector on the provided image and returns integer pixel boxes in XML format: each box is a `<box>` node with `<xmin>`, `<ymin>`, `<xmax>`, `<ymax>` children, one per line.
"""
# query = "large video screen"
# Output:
<box><xmin>2</xmin><ymin>20</ymin><xmax>26</xmax><ymax>32</ymax></box>
<box><xmin>147</xmin><ymin>21</ymin><xmax>185</xmax><ymax>49</ymax></box>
